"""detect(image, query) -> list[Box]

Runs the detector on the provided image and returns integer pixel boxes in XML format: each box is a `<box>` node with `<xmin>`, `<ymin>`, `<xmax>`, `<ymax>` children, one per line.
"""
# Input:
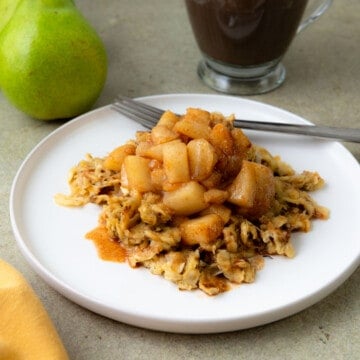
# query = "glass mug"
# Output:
<box><xmin>185</xmin><ymin>0</ymin><xmax>333</xmax><ymax>95</ymax></box>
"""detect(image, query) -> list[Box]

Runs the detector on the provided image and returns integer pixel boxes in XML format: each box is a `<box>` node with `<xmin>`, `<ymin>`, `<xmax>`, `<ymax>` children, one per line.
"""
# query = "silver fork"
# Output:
<box><xmin>112</xmin><ymin>95</ymin><xmax>360</xmax><ymax>143</ymax></box>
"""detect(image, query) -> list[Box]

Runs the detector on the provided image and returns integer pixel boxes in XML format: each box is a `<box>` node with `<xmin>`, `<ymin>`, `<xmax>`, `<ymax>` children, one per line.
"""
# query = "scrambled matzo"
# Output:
<box><xmin>55</xmin><ymin>108</ymin><xmax>328</xmax><ymax>295</ymax></box>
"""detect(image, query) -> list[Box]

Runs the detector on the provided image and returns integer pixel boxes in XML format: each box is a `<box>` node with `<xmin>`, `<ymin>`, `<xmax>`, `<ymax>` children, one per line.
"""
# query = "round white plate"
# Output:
<box><xmin>10</xmin><ymin>94</ymin><xmax>360</xmax><ymax>333</ymax></box>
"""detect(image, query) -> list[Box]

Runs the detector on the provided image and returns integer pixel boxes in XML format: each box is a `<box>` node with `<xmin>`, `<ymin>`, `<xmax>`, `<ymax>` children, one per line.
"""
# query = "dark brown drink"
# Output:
<box><xmin>185</xmin><ymin>0</ymin><xmax>308</xmax><ymax>66</ymax></box>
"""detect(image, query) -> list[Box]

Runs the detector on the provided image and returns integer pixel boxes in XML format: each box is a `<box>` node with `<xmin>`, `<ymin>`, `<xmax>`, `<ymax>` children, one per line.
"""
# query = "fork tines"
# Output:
<box><xmin>112</xmin><ymin>96</ymin><xmax>164</xmax><ymax>129</ymax></box>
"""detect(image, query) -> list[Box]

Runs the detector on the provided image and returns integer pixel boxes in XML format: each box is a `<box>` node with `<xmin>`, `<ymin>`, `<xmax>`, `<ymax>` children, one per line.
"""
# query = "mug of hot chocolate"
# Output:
<box><xmin>185</xmin><ymin>0</ymin><xmax>333</xmax><ymax>95</ymax></box>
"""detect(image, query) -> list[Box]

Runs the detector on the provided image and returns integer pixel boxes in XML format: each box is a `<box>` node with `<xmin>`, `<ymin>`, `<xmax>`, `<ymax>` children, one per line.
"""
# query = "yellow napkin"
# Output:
<box><xmin>0</xmin><ymin>259</ymin><xmax>69</xmax><ymax>360</ymax></box>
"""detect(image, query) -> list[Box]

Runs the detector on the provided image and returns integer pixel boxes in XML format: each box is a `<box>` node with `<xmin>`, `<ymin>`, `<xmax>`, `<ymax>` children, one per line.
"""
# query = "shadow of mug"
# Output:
<box><xmin>185</xmin><ymin>0</ymin><xmax>333</xmax><ymax>95</ymax></box>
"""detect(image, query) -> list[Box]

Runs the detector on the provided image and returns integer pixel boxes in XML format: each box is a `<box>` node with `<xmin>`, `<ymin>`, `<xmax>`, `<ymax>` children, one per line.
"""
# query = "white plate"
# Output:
<box><xmin>10</xmin><ymin>94</ymin><xmax>360</xmax><ymax>333</ymax></box>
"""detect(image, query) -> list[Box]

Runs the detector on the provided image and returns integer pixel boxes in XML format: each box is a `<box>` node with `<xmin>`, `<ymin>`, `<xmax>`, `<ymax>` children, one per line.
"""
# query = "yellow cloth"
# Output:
<box><xmin>0</xmin><ymin>259</ymin><xmax>69</xmax><ymax>360</ymax></box>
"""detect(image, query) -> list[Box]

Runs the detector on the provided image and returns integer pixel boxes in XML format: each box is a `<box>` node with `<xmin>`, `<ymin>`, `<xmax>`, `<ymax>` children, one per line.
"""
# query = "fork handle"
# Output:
<box><xmin>234</xmin><ymin>119</ymin><xmax>360</xmax><ymax>143</ymax></box>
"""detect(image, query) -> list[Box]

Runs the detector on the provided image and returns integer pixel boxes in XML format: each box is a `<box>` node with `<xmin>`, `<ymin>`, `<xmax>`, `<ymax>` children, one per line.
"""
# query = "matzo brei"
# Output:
<box><xmin>55</xmin><ymin>108</ymin><xmax>329</xmax><ymax>295</ymax></box>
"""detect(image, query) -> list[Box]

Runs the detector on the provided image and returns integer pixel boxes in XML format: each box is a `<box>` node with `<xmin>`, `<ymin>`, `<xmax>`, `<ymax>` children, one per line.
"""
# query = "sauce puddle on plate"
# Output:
<box><xmin>85</xmin><ymin>226</ymin><xmax>126</xmax><ymax>262</ymax></box>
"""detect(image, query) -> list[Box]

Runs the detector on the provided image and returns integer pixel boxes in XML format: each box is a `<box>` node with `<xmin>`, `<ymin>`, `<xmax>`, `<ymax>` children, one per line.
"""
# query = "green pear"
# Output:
<box><xmin>0</xmin><ymin>0</ymin><xmax>22</xmax><ymax>33</ymax></box>
<box><xmin>0</xmin><ymin>0</ymin><xmax>107</xmax><ymax>120</ymax></box>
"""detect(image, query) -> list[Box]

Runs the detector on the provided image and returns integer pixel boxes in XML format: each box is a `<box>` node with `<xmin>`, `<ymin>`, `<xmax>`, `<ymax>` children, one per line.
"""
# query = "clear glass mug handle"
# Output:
<box><xmin>297</xmin><ymin>0</ymin><xmax>333</xmax><ymax>33</ymax></box>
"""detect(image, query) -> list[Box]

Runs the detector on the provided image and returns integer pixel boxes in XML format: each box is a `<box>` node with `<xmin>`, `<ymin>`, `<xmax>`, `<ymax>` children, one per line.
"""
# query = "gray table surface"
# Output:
<box><xmin>1</xmin><ymin>1</ymin><xmax>359</xmax><ymax>359</ymax></box>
